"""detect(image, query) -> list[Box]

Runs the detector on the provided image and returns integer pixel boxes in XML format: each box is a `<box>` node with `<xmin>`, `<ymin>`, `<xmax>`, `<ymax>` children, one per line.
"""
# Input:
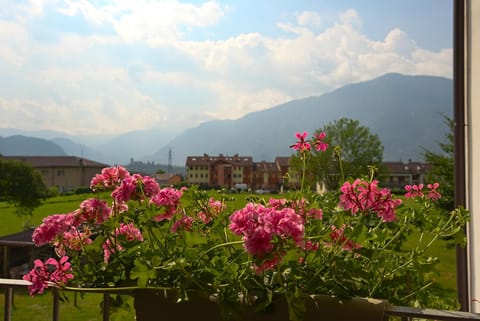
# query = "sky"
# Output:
<box><xmin>0</xmin><ymin>0</ymin><xmax>453</xmax><ymax>136</ymax></box>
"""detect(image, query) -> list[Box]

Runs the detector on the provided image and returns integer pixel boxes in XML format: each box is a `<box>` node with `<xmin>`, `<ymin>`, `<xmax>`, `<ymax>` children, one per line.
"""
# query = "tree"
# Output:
<box><xmin>423</xmin><ymin>115</ymin><xmax>454</xmax><ymax>211</ymax></box>
<box><xmin>0</xmin><ymin>159</ymin><xmax>49</xmax><ymax>216</ymax></box>
<box><xmin>291</xmin><ymin>118</ymin><xmax>384</xmax><ymax>190</ymax></box>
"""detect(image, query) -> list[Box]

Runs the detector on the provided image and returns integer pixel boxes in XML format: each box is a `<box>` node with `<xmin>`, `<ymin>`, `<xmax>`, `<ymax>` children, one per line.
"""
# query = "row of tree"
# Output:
<box><xmin>290</xmin><ymin>118</ymin><xmax>384</xmax><ymax>190</ymax></box>
<box><xmin>0</xmin><ymin>158</ymin><xmax>49</xmax><ymax>216</ymax></box>
<box><xmin>289</xmin><ymin>116</ymin><xmax>453</xmax><ymax>213</ymax></box>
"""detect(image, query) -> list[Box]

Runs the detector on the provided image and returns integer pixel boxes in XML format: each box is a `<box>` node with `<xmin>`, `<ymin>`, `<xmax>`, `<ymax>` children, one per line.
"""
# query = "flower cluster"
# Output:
<box><xmin>26</xmin><ymin>167</ymin><xmax>192</xmax><ymax>294</ymax></box>
<box><xmin>405</xmin><ymin>182</ymin><xmax>442</xmax><ymax>201</ymax></box>
<box><xmin>230</xmin><ymin>202</ymin><xmax>305</xmax><ymax>271</ymax></box>
<box><xmin>25</xmin><ymin>130</ymin><xmax>468</xmax><ymax>320</ymax></box>
<box><xmin>23</xmin><ymin>257</ymin><xmax>73</xmax><ymax>296</ymax></box>
<box><xmin>102</xmin><ymin>223</ymin><xmax>143</xmax><ymax>263</ymax></box>
<box><xmin>339</xmin><ymin>179</ymin><xmax>402</xmax><ymax>222</ymax></box>
<box><xmin>290</xmin><ymin>131</ymin><xmax>328</xmax><ymax>153</ymax></box>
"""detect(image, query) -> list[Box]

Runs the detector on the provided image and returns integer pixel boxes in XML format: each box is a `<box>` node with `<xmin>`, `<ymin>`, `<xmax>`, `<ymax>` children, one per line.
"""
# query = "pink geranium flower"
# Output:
<box><xmin>54</xmin><ymin>227</ymin><xmax>92</xmax><ymax>256</ymax></box>
<box><xmin>328</xmin><ymin>225</ymin><xmax>362</xmax><ymax>251</ymax></box>
<box><xmin>230</xmin><ymin>202</ymin><xmax>305</xmax><ymax>264</ymax></box>
<box><xmin>90</xmin><ymin>165</ymin><xmax>130</xmax><ymax>191</ymax></box>
<box><xmin>312</xmin><ymin>132</ymin><xmax>329</xmax><ymax>152</ymax></box>
<box><xmin>404</xmin><ymin>184</ymin><xmax>425</xmax><ymax>199</ymax></box>
<box><xmin>32</xmin><ymin>213</ymin><xmax>76</xmax><ymax>247</ymax></box>
<box><xmin>290</xmin><ymin>131</ymin><xmax>311</xmax><ymax>152</ymax></box>
<box><xmin>102</xmin><ymin>223</ymin><xmax>143</xmax><ymax>263</ymax></box>
<box><xmin>405</xmin><ymin>182</ymin><xmax>442</xmax><ymax>201</ymax></box>
<box><xmin>427</xmin><ymin>183</ymin><xmax>442</xmax><ymax>201</ymax></box>
<box><xmin>74</xmin><ymin>198</ymin><xmax>112</xmax><ymax>225</ymax></box>
<box><xmin>150</xmin><ymin>187</ymin><xmax>186</xmax><ymax>221</ymax></box>
<box><xmin>339</xmin><ymin>179</ymin><xmax>401</xmax><ymax>222</ymax></box>
<box><xmin>23</xmin><ymin>256</ymin><xmax>73</xmax><ymax>296</ymax></box>
<box><xmin>171</xmin><ymin>215</ymin><xmax>193</xmax><ymax>233</ymax></box>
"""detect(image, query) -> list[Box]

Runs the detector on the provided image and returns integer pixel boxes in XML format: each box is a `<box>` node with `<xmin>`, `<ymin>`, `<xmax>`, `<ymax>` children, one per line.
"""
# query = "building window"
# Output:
<box><xmin>57</xmin><ymin>170</ymin><xmax>65</xmax><ymax>176</ymax></box>
<box><xmin>41</xmin><ymin>169</ymin><xmax>49</xmax><ymax>176</ymax></box>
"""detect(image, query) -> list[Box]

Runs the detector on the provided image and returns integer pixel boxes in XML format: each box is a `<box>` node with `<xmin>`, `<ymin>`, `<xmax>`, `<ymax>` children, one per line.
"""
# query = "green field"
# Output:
<box><xmin>0</xmin><ymin>193</ymin><xmax>460</xmax><ymax>320</ymax></box>
<box><xmin>0</xmin><ymin>195</ymin><xmax>118</xmax><ymax>320</ymax></box>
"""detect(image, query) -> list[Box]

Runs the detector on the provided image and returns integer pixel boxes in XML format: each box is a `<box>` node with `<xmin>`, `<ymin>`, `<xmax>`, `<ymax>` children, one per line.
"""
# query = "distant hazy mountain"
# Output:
<box><xmin>0</xmin><ymin>135</ymin><xmax>66</xmax><ymax>156</ymax></box>
<box><xmin>0</xmin><ymin>128</ymin><xmax>179</xmax><ymax>165</ymax></box>
<box><xmin>146</xmin><ymin>73</ymin><xmax>453</xmax><ymax>166</ymax></box>
<box><xmin>50</xmin><ymin>137</ymin><xmax>112</xmax><ymax>165</ymax></box>
<box><xmin>0</xmin><ymin>128</ymin><xmax>74</xmax><ymax>140</ymax></box>
<box><xmin>97</xmin><ymin>128</ymin><xmax>179</xmax><ymax>165</ymax></box>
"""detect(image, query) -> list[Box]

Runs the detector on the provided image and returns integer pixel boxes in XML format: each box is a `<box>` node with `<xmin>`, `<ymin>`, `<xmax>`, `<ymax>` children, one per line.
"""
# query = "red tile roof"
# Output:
<box><xmin>275</xmin><ymin>156</ymin><xmax>291</xmax><ymax>167</ymax></box>
<box><xmin>383</xmin><ymin>161</ymin><xmax>431</xmax><ymax>174</ymax></box>
<box><xmin>186</xmin><ymin>153</ymin><xmax>253</xmax><ymax>166</ymax></box>
<box><xmin>1</xmin><ymin>156</ymin><xmax>109</xmax><ymax>168</ymax></box>
<box><xmin>253</xmin><ymin>161</ymin><xmax>280</xmax><ymax>172</ymax></box>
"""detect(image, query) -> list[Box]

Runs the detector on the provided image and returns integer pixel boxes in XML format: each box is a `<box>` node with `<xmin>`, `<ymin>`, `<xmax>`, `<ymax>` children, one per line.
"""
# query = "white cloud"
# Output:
<box><xmin>205</xmin><ymin>83</ymin><xmax>292</xmax><ymax>120</ymax></box>
<box><xmin>296</xmin><ymin>11</ymin><xmax>322</xmax><ymax>28</ymax></box>
<box><xmin>0</xmin><ymin>4</ymin><xmax>452</xmax><ymax>135</ymax></box>
<box><xmin>339</xmin><ymin>8</ymin><xmax>363</xmax><ymax>29</ymax></box>
<box><xmin>383</xmin><ymin>28</ymin><xmax>417</xmax><ymax>57</ymax></box>
<box><xmin>58</xmin><ymin>0</ymin><xmax>225</xmax><ymax>45</ymax></box>
<box><xmin>0</xmin><ymin>20</ymin><xmax>29</xmax><ymax>66</ymax></box>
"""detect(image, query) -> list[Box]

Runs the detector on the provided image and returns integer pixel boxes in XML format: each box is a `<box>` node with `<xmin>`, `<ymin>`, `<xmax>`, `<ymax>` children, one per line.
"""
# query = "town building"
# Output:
<box><xmin>185</xmin><ymin>153</ymin><xmax>253</xmax><ymax>189</ymax></box>
<box><xmin>186</xmin><ymin>154</ymin><xmax>301</xmax><ymax>192</ymax></box>
<box><xmin>381</xmin><ymin>160</ymin><xmax>431</xmax><ymax>191</ymax></box>
<box><xmin>186</xmin><ymin>153</ymin><xmax>431</xmax><ymax>193</ymax></box>
<box><xmin>154</xmin><ymin>172</ymin><xmax>183</xmax><ymax>186</ymax></box>
<box><xmin>1</xmin><ymin>156</ymin><xmax>109</xmax><ymax>192</ymax></box>
<box><xmin>251</xmin><ymin>161</ymin><xmax>281</xmax><ymax>192</ymax></box>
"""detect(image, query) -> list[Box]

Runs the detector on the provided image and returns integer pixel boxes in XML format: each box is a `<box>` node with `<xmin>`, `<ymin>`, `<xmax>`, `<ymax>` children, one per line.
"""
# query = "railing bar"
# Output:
<box><xmin>385</xmin><ymin>305</ymin><xmax>480</xmax><ymax>321</ymax></box>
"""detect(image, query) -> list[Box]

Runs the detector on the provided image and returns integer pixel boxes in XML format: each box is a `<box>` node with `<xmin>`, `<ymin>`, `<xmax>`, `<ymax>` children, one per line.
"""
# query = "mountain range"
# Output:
<box><xmin>0</xmin><ymin>73</ymin><xmax>452</xmax><ymax>167</ymax></box>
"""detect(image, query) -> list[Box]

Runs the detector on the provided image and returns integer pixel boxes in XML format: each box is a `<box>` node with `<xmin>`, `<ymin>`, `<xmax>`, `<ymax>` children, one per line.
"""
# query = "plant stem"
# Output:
<box><xmin>192</xmin><ymin>240</ymin><xmax>244</xmax><ymax>263</ymax></box>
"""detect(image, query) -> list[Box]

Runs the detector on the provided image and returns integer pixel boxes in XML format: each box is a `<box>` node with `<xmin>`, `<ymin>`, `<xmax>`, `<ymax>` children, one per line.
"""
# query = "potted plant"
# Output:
<box><xmin>24</xmin><ymin>132</ymin><xmax>468</xmax><ymax>321</ymax></box>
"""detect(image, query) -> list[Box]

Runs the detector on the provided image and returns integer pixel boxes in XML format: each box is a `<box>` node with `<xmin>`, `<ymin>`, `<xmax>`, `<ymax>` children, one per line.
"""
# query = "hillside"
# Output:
<box><xmin>0</xmin><ymin>135</ymin><xmax>66</xmax><ymax>156</ymax></box>
<box><xmin>146</xmin><ymin>73</ymin><xmax>452</xmax><ymax>165</ymax></box>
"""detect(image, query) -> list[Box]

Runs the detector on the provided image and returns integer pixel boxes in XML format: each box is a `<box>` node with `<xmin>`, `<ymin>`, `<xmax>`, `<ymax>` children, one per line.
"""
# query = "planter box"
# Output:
<box><xmin>134</xmin><ymin>291</ymin><xmax>387</xmax><ymax>321</ymax></box>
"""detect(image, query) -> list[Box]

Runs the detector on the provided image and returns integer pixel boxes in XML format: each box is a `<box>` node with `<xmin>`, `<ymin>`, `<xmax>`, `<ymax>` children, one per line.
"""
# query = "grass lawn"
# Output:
<box><xmin>0</xmin><ymin>192</ymin><xmax>461</xmax><ymax>319</ymax></box>
<box><xmin>0</xmin><ymin>194</ymin><xmax>91</xmax><ymax>236</ymax></box>
<box><xmin>0</xmin><ymin>290</ymin><xmax>111</xmax><ymax>321</ymax></box>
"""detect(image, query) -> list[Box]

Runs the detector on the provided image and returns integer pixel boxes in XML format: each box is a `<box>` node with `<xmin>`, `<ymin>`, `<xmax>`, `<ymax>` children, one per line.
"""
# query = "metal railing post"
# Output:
<box><xmin>4</xmin><ymin>287</ymin><xmax>13</xmax><ymax>321</ymax></box>
<box><xmin>52</xmin><ymin>287</ymin><xmax>60</xmax><ymax>321</ymax></box>
<box><xmin>103</xmin><ymin>293</ymin><xmax>110</xmax><ymax>321</ymax></box>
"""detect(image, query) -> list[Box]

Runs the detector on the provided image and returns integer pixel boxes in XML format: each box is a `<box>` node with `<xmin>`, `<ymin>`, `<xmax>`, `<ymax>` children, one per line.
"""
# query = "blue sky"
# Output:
<box><xmin>0</xmin><ymin>0</ymin><xmax>453</xmax><ymax>136</ymax></box>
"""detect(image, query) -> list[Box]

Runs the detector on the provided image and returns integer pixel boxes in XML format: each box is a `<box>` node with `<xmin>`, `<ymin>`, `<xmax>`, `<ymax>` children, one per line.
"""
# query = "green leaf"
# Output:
<box><xmin>131</xmin><ymin>258</ymin><xmax>156</xmax><ymax>287</ymax></box>
<box><xmin>185</xmin><ymin>231</ymin><xmax>208</xmax><ymax>246</ymax></box>
<box><xmin>286</xmin><ymin>290</ymin><xmax>306</xmax><ymax>321</ymax></box>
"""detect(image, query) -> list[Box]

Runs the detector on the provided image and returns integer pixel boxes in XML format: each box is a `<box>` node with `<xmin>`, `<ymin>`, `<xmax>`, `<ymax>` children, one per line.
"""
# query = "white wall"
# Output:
<box><xmin>467</xmin><ymin>0</ymin><xmax>480</xmax><ymax>312</ymax></box>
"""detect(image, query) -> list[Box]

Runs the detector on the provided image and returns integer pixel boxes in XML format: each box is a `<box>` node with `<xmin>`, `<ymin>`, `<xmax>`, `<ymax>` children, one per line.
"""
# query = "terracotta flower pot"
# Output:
<box><xmin>133</xmin><ymin>291</ymin><xmax>387</xmax><ymax>321</ymax></box>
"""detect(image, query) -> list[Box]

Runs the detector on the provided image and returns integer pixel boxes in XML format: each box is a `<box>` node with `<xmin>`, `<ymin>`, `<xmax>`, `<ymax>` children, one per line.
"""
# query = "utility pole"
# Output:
<box><xmin>168</xmin><ymin>148</ymin><xmax>173</xmax><ymax>173</ymax></box>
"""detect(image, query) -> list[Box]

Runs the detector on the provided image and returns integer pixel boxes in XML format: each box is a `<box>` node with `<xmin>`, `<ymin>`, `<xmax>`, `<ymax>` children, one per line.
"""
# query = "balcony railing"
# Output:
<box><xmin>2</xmin><ymin>278</ymin><xmax>480</xmax><ymax>321</ymax></box>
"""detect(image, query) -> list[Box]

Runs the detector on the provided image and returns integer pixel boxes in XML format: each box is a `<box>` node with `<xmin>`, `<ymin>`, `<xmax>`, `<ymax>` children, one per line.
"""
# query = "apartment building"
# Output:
<box><xmin>186</xmin><ymin>153</ymin><xmax>431</xmax><ymax>193</ymax></box>
<box><xmin>185</xmin><ymin>153</ymin><xmax>253</xmax><ymax>189</ymax></box>
<box><xmin>1</xmin><ymin>156</ymin><xmax>109</xmax><ymax>192</ymax></box>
